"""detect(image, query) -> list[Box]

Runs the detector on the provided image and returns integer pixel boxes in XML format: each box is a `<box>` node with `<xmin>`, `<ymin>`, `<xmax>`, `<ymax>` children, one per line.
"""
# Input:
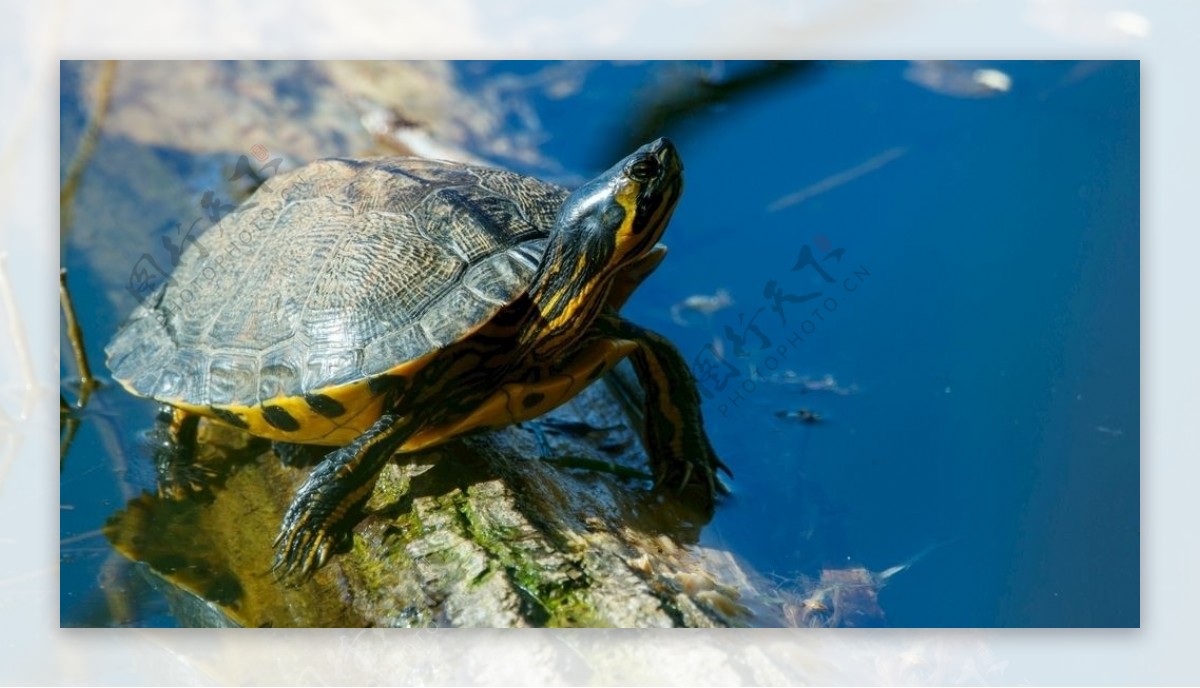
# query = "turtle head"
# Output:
<box><xmin>525</xmin><ymin>139</ymin><xmax>683</xmax><ymax>354</ymax></box>
<box><xmin>556</xmin><ymin>137</ymin><xmax>683</xmax><ymax>270</ymax></box>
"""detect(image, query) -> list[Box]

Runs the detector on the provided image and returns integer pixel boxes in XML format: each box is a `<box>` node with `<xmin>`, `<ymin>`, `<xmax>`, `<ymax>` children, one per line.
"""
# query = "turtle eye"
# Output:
<box><xmin>627</xmin><ymin>156</ymin><xmax>660</xmax><ymax>183</ymax></box>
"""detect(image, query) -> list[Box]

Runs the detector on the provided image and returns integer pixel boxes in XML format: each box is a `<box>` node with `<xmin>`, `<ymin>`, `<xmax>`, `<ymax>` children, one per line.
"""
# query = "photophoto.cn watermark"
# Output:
<box><xmin>124</xmin><ymin>144</ymin><xmax>286</xmax><ymax>318</ymax></box>
<box><xmin>690</xmin><ymin>233</ymin><xmax>870</xmax><ymax>417</ymax></box>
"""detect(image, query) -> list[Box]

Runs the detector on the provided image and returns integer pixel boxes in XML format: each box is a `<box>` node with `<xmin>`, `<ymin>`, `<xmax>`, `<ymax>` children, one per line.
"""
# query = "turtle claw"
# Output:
<box><xmin>715</xmin><ymin>456</ymin><xmax>733</xmax><ymax>479</ymax></box>
<box><xmin>269</xmin><ymin>414</ymin><xmax>403</xmax><ymax>578</ymax></box>
<box><xmin>650</xmin><ymin>447</ymin><xmax>729</xmax><ymax>512</ymax></box>
<box><xmin>271</xmin><ymin>529</ymin><xmax>330</xmax><ymax>582</ymax></box>
<box><xmin>652</xmin><ymin>464</ymin><xmax>669</xmax><ymax>489</ymax></box>
<box><xmin>271</xmin><ymin>485</ymin><xmax>344</xmax><ymax>580</ymax></box>
<box><xmin>714</xmin><ymin>474</ymin><xmax>732</xmax><ymax>496</ymax></box>
<box><xmin>704</xmin><ymin>466</ymin><xmax>720</xmax><ymax>498</ymax></box>
<box><xmin>677</xmin><ymin>462</ymin><xmax>695</xmax><ymax>491</ymax></box>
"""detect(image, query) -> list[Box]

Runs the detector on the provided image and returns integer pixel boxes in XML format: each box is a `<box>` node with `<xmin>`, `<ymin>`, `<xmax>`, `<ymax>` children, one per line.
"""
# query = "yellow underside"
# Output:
<box><xmin>170</xmin><ymin>354</ymin><xmax>432</xmax><ymax>446</ymax></box>
<box><xmin>172</xmin><ymin>338</ymin><xmax>636</xmax><ymax>449</ymax></box>
<box><xmin>173</xmin><ymin>380</ymin><xmax>380</xmax><ymax>445</ymax></box>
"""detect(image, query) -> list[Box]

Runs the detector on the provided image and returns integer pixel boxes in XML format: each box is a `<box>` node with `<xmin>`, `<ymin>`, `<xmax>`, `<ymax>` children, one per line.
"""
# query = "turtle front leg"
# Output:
<box><xmin>273</xmin><ymin>413</ymin><xmax>413</xmax><ymax>577</ymax></box>
<box><xmin>599</xmin><ymin>315</ymin><xmax>731</xmax><ymax>506</ymax></box>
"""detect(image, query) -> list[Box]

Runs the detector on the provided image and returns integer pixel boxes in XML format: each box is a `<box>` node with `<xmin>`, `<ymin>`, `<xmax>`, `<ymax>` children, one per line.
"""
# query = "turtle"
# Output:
<box><xmin>106</xmin><ymin>137</ymin><xmax>729</xmax><ymax>576</ymax></box>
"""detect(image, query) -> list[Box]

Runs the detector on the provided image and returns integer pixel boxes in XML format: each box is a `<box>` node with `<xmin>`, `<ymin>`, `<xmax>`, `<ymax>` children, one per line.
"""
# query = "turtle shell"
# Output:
<box><xmin>106</xmin><ymin>157</ymin><xmax>569</xmax><ymax>413</ymax></box>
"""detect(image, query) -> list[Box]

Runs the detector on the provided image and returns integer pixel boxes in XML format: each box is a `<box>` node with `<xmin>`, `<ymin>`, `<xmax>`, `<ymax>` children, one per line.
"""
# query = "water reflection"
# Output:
<box><xmin>602</xmin><ymin>61</ymin><xmax>821</xmax><ymax>164</ymax></box>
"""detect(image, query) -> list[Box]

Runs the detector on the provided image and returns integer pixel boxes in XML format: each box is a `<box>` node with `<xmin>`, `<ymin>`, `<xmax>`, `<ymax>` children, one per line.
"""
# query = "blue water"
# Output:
<box><xmin>483</xmin><ymin>60</ymin><xmax>1139</xmax><ymax>627</ymax></box>
<box><xmin>60</xmin><ymin>60</ymin><xmax>1139</xmax><ymax>627</ymax></box>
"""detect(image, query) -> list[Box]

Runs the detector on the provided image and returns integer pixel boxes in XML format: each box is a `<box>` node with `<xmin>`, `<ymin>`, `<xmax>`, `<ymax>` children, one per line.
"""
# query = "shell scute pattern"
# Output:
<box><xmin>461</xmin><ymin>243</ymin><xmax>545</xmax><ymax>305</ymax></box>
<box><xmin>207</xmin><ymin>354</ymin><xmax>258</xmax><ymax>406</ymax></box>
<box><xmin>473</xmin><ymin>167</ymin><xmax>569</xmax><ymax>230</ymax></box>
<box><xmin>108</xmin><ymin>157</ymin><xmax>569</xmax><ymax>410</ymax></box>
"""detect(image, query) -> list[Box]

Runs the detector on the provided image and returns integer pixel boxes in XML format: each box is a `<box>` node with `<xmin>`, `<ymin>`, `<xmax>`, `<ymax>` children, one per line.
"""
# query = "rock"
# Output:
<box><xmin>105</xmin><ymin>381</ymin><xmax>772</xmax><ymax>627</ymax></box>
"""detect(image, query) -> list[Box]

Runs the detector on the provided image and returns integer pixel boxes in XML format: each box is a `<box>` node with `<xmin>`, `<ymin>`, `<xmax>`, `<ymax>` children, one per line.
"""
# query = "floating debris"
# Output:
<box><xmin>786</xmin><ymin>566</ymin><xmax>887</xmax><ymax>628</ymax></box>
<box><xmin>670</xmin><ymin>288</ymin><xmax>733</xmax><ymax>325</ymax></box>
<box><xmin>1096</xmin><ymin>426</ymin><xmax>1124</xmax><ymax>437</ymax></box>
<box><xmin>904</xmin><ymin>61</ymin><xmax>1012</xmax><ymax>98</ymax></box>
<box><xmin>750</xmin><ymin>367</ymin><xmax>857</xmax><ymax>396</ymax></box>
<box><xmin>767</xmin><ymin>147</ymin><xmax>907</xmax><ymax>212</ymax></box>
<box><xmin>783</xmin><ymin>540</ymin><xmax>953</xmax><ymax>627</ymax></box>
<box><xmin>775</xmin><ymin>408</ymin><xmax>823</xmax><ymax>425</ymax></box>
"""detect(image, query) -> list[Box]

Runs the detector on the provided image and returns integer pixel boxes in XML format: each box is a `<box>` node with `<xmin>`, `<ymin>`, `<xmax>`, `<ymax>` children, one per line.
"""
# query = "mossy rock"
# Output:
<box><xmin>105</xmin><ymin>380</ymin><xmax>777</xmax><ymax>628</ymax></box>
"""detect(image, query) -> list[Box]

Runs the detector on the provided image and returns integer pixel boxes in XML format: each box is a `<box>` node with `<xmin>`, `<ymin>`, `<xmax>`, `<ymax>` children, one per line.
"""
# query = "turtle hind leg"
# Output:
<box><xmin>148</xmin><ymin>406</ymin><xmax>217</xmax><ymax>500</ymax></box>
<box><xmin>599</xmin><ymin>315</ymin><xmax>731</xmax><ymax>507</ymax></box>
<box><xmin>272</xmin><ymin>413</ymin><xmax>413</xmax><ymax>578</ymax></box>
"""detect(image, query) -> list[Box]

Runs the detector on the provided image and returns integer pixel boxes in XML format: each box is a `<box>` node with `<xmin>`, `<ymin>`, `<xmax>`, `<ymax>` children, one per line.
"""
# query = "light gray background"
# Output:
<box><xmin>5</xmin><ymin>0</ymin><xmax>1192</xmax><ymax>684</ymax></box>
